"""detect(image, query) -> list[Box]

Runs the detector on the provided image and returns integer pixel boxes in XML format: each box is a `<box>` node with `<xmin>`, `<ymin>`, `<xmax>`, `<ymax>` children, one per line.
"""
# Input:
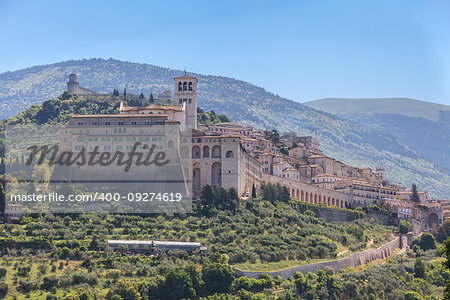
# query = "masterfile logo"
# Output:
<box><xmin>4</xmin><ymin>124</ymin><xmax>193</xmax><ymax>214</ymax></box>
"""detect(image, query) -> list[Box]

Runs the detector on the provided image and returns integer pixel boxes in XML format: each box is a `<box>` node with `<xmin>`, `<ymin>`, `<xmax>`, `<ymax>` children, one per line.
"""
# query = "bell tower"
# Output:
<box><xmin>174</xmin><ymin>75</ymin><xmax>198</xmax><ymax>129</ymax></box>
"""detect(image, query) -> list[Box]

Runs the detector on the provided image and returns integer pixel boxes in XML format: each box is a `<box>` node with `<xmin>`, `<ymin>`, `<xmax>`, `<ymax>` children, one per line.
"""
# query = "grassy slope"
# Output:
<box><xmin>1</xmin><ymin>58</ymin><xmax>449</xmax><ymax>198</ymax></box>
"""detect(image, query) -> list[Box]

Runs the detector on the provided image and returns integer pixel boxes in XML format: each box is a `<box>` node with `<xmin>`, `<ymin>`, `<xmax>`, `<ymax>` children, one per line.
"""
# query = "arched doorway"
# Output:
<box><xmin>429</xmin><ymin>213</ymin><xmax>439</xmax><ymax>227</ymax></box>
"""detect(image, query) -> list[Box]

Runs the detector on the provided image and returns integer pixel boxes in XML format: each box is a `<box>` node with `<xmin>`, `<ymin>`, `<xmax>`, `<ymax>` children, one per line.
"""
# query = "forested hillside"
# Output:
<box><xmin>0</xmin><ymin>184</ymin><xmax>446</xmax><ymax>299</ymax></box>
<box><xmin>1</xmin><ymin>58</ymin><xmax>449</xmax><ymax>198</ymax></box>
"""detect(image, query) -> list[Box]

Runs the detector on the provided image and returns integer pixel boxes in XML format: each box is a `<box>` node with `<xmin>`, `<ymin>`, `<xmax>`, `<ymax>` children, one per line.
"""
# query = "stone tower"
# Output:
<box><xmin>66</xmin><ymin>73</ymin><xmax>94</xmax><ymax>94</ymax></box>
<box><xmin>67</xmin><ymin>73</ymin><xmax>80</xmax><ymax>93</ymax></box>
<box><xmin>375</xmin><ymin>166</ymin><xmax>385</xmax><ymax>179</ymax></box>
<box><xmin>174</xmin><ymin>75</ymin><xmax>198</xmax><ymax>129</ymax></box>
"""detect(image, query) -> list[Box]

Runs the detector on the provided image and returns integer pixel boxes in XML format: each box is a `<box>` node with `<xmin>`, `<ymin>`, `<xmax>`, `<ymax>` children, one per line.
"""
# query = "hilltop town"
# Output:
<box><xmin>7</xmin><ymin>73</ymin><xmax>445</xmax><ymax>233</ymax></box>
<box><xmin>1</xmin><ymin>72</ymin><xmax>450</xmax><ymax>299</ymax></box>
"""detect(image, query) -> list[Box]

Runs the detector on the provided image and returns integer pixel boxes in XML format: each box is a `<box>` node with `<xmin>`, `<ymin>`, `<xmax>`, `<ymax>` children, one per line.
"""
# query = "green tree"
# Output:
<box><xmin>41</xmin><ymin>275</ymin><xmax>58</xmax><ymax>290</ymax></box>
<box><xmin>161</xmin><ymin>269</ymin><xmax>196</xmax><ymax>300</ymax></box>
<box><xmin>436</xmin><ymin>220</ymin><xmax>450</xmax><ymax>243</ymax></box>
<box><xmin>0</xmin><ymin>181</ymin><xmax>4</xmax><ymax>217</ymax></box>
<box><xmin>399</xmin><ymin>220</ymin><xmax>412</xmax><ymax>234</ymax></box>
<box><xmin>251</xmin><ymin>183</ymin><xmax>256</xmax><ymax>198</ymax></box>
<box><xmin>113</xmin><ymin>89</ymin><xmax>120</xmax><ymax>97</ymax></box>
<box><xmin>420</xmin><ymin>232</ymin><xmax>437</xmax><ymax>250</ymax></box>
<box><xmin>217</xmin><ymin>114</ymin><xmax>230</xmax><ymax>123</ymax></box>
<box><xmin>0</xmin><ymin>282</ymin><xmax>7</xmax><ymax>299</ymax></box>
<box><xmin>202</xmin><ymin>254</ymin><xmax>234</xmax><ymax>294</ymax></box>
<box><xmin>280</xmin><ymin>186</ymin><xmax>290</xmax><ymax>202</ymax></box>
<box><xmin>107</xmin><ymin>279</ymin><xmax>141</xmax><ymax>300</ymax></box>
<box><xmin>61</xmin><ymin>90</ymin><xmax>71</xmax><ymax>100</ymax></box>
<box><xmin>403</xmin><ymin>291</ymin><xmax>424</xmax><ymax>300</ymax></box>
<box><xmin>201</xmin><ymin>185</ymin><xmax>214</xmax><ymax>206</ymax></box>
<box><xmin>139</xmin><ymin>92</ymin><xmax>145</xmax><ymax>99</ymax></box>
<box><xmin>442</xmin><ymin>238</ymin><xmax>450</xmax><ymax>299</ymax></box>
<box><xmin>414</xmin><ymin>257</ymin><xmax>426</xmax><ymax>279</ymax></box>
<box><xmin>149</xmin><ymin>93</ymin><xmax>154</xmax><ymax>104</ymax></box>
<box><xmin>294</xmin><ymin>272</ymin><xmax>308</xmax><ymax>295</ymax></box>
<box><xmin>411</xmin><ymin>183</ymin><xmax>420</xmax><ymax>203</ymax></box>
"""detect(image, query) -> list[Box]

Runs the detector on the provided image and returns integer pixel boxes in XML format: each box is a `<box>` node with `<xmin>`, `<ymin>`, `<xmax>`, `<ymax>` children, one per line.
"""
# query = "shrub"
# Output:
<box><xmin>0</xmin><ymin>282</ymin><xmax>7</xmax><ymax>299</ymax></box>
<box><xmin>399</xmin><ymin>220</ymin><xmax>412</xmax><ymax>234</ymax></box>
<box><xmin>41</xmin><ymin>275</ymin><xmax>58</xmax><ymax>290</ymax></box>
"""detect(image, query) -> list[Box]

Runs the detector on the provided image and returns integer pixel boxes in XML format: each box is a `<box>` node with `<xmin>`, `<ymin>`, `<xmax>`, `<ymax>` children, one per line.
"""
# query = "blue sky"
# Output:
<box><xmin>1</xmin><ymin>0</ymin><xmax>449</xmax><ymax>105</ymax></box>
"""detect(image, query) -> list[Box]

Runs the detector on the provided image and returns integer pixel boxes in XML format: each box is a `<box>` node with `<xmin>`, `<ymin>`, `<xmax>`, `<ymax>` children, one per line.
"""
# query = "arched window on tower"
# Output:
<box><xmin>188</xmin><ymin>82</ymin><xmax>193</xmax><ymax>91</ymax></box>
<box><xmin>226</xmin><ymin>150</ymin><xmax>234</xmax><ymax>158</ymax></box>
<box><xmin>183</xmin><ymin>82</ymin><xmax>187</xmax><ymax>91</ymax></box>
<box><xmin>203</xmin><ymin>146</ymin><xmax>209</xmax><ymax>158</ymax></box>
<box><xmin>178</xmin><ymin>82</ymin><xmax>182</xmax><ymax>91</ymax></box>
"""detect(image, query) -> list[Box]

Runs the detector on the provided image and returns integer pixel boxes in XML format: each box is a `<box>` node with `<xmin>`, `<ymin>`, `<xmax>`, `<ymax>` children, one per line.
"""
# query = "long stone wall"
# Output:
<box><xmin>262</xmin><ymin>174</ymin><xmax>351</xmax><ymax>208</ymax></box>
<box><xmin>234</xmin><ymin>235</ymin><xmax>410</xmax><ymax>279</ymax></box>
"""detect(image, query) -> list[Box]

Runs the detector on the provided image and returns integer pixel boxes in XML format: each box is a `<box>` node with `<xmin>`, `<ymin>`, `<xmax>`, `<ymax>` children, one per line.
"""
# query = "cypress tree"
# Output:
<box><xmin>0</xmin><ymin>180</ymin><xmax>5</xmax><ymax>218</ymax></box>
<box><xmin>251</xmin><ymin>183</ymin><xmax>256</xmax><ymax>198</ymax></box>
<box><xmin>149</xmin><ymin>93</ymin><xmax>154</xmax><ymax>104</ymax></box>
<box><xmin>411</xmin><ymin>183</ymin><xmax>420</xmax><ymax>203</ymax></box>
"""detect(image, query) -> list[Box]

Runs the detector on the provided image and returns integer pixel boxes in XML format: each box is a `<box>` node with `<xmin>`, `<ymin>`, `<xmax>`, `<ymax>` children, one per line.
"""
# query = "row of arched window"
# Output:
<box><xmin>178</xmin><ymin>81</ymin><xmax>193</xmax><ymax>92</ymax></box>
<box><xmin>288</xmin><ymin>188</ymin><xmax>348</xmax><ymax>208</ymax></box>
<box><xmin>190</xmin><ymin>145</ymin><xmax>234</xmax><ymax>159</ymax></box>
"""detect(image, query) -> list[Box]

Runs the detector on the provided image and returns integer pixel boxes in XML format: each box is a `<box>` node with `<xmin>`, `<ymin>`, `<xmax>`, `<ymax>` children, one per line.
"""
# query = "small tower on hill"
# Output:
<box><xmin>67</xmin><ymin>73</ymin><xmax>80</xmax><ymax>93</ymax></box>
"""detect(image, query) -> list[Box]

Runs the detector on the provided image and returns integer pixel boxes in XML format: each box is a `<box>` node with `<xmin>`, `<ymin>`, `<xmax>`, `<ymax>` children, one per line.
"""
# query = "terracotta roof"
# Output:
<box><xmin>174</xmin><ymin>76</ymin><xmax>198</xmax><ymax>80</ymax></box>
<box><xmin>71</xmin><ymin>114</ymin><xmax>168</xmax><ymax>118</ymax></box>
<box><xmin>120</xmin><ymin>105</ymin><xmax>184</xmax><ymax>111</ymax></box>
<box><xmin>309</xmin><ymin>164</ymin><xmax>323</xmax><ymax>168</ymax></box>
<box><xmin>192</xmin><ymin>134</ymin><xmax>241</xmax><ymax>139</ymax></box>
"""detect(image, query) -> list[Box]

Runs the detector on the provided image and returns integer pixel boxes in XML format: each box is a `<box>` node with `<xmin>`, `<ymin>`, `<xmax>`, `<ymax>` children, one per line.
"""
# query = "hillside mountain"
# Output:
<box><xmin>304</xmin><ymin>98</ymin><xmax>450</xmax><ymax>121</ymax></box>
<box><xmin>304</xmin><ymin>98</ymin><xmax>450</xmax><ymax>174</ymax></box>
<box><xmin>1</xmin><ymin>58</ymin><xmax>449</xmax><ymax>198</ymax></box>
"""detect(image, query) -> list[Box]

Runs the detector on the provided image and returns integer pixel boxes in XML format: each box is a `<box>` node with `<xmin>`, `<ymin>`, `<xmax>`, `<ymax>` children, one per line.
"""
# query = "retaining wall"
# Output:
<box><xmin>234</xmin><ymin>235</ymin><xmax>410</xmax><ymax>279</ymax></box>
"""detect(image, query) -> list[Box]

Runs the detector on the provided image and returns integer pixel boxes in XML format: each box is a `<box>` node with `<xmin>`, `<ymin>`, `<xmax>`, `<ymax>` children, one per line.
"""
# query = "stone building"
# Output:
<box><xmin>189</xmin><ymin>133</ymin><xmax>262</xmax><ymax>196</ymax></box>
<box><xmin>158</xmin><ymin>90</ymin><xmax>172</xmax><ymax>101</ymax></box>
<box><xmin>64</xmin><ymin>75</ymin><xmax>261</xmax><ymax>197</ymax></box>
<box><xmin>67</xmin><ymin>74</ymin><xmax>94</xmax><ymax>94</ymax></box>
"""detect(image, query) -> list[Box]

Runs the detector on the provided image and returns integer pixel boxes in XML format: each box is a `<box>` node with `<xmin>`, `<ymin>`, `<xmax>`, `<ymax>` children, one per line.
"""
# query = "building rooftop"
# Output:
<box><xmin>308</xmin><ymin>155</ymin><xmax>325</xmax><ymax>158</ymax></box>
<box><xmin>71</xmin><ymin>114</ymin><xmax>169</xmax><ymax>118</ymax></box>
<box><xmin>120</xmin><ymin>105</ymin><xmax>184</xmax><ymax>112</ymax></box>
<box><xmin>174</xmin><ymin>76</ymin><xmax>198</xmax><ymax>81</ymax></box>
<box><xmin>107</xmin><ymin>240</ymin><xmax>201</xmax><ymax>246</ymax></box>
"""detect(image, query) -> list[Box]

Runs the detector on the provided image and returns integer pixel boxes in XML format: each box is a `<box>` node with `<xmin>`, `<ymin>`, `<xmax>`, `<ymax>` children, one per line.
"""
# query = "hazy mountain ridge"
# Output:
<box><xmin>304</xmin><ymin>98</ymin><xmax>450</xmax><ymax>175</ymax></box>
<box><xmin>1</xmin><ymin>58</ymin><xmax>449</xmax><ymax>198</ymax></box>
<box><xmin>304</xmin><ymin>97</ymin><xmax>450</xmax><ymax>121</ymax></box>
